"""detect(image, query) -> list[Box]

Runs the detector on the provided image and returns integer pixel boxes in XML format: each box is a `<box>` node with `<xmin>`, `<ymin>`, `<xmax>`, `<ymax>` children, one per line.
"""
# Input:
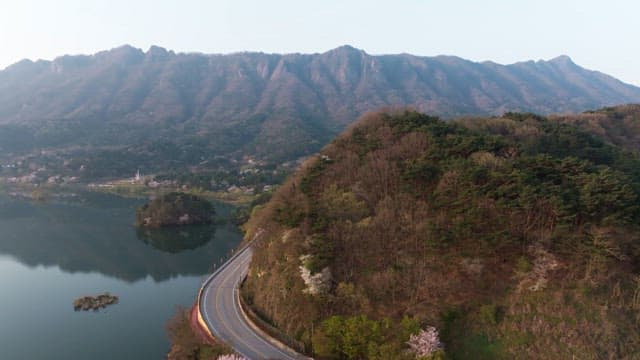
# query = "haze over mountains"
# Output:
<box><xmin>1</xmin><ymin>45</ymin><xmax>639</xmax><ymax>175</ymax></box>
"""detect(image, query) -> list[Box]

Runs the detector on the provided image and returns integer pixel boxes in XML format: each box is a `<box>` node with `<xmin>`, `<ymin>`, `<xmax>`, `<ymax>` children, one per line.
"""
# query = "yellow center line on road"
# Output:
<box><xmin>212</xmin><ymin>252</ymin><xmax>269</xmax><ymax>359</ymax></box>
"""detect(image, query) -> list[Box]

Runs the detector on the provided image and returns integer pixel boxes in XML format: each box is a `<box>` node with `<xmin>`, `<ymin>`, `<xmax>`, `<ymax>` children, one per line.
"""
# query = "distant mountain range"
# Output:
<box><xmin>1</xmin><ymin>45</ymin><xmax>639</xmax><ymax>173</ymax></box>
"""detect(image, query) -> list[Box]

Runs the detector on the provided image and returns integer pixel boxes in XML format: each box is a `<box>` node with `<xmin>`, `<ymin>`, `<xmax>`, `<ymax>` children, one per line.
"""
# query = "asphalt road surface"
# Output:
<box><xmin>200</xmin><ymin>246</ymin><xmax>308</xmax><ymax>360</ymax></box>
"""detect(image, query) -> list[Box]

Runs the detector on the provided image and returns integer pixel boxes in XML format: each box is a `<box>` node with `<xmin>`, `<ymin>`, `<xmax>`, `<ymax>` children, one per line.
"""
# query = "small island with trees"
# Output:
<box><xmin>73</xmin><ymin>293</ymin><xmax>119</xmax><ymax>311</ymax></box>
<box><xmin>136</xmin><ymin>192</ymin><xmax>216</xmax><ymax>227</ymax></box>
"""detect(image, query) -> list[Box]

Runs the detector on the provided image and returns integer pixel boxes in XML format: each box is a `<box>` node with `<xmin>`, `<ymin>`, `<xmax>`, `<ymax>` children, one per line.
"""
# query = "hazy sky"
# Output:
<box><xmin>1</xmin><ymin>0</ymin><xmax>638</xmax><ymax>85</ymax></box>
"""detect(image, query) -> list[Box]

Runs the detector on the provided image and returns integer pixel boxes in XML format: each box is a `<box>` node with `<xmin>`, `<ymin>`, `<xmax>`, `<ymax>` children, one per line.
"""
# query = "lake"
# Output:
<box><xmin>0</xmin><ymin>191</ymin><xmax>242</xmax><ymax>359</ymax></box>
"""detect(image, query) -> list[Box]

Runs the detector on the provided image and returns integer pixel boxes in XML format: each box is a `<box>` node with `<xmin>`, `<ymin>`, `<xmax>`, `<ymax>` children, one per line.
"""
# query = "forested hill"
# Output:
<box><xmin>1</xmin><ymin>45</ymin><xmax>640</xmax><ymax>165</ymax></box>
<box><xmin>242</xmin><ymin>109</ymin><xmax>640</xmax><ymax>359</ymax></box>
<box><xmin>552</xmin><ymin>104</ymin><xmax>640</xmax><ymax>153</ymax></box>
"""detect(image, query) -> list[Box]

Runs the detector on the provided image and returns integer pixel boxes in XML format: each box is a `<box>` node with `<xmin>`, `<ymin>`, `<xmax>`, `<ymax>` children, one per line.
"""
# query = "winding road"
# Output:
<box><xmin>199</xmin><ymin>245</ymin><xmax>308</xmax><ymax>360</ymax></box>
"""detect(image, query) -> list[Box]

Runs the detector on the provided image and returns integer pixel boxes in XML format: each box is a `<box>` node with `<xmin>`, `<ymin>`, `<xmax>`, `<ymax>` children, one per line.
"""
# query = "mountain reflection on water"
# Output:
<box><xmin>0</xmin><ymin>192</ymin><xmax>240</xmax><ymax>282</ymax></box>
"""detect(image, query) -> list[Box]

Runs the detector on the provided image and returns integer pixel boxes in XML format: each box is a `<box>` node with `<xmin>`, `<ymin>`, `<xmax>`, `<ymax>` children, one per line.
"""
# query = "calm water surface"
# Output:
<box><xmin>0</xmin><ymin>192</ymin><xmax>241</xmax><ymax>360</ymax></box>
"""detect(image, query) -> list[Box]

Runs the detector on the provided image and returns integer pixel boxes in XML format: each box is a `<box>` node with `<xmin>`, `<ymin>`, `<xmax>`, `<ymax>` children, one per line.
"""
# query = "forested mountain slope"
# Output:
<box><xmin>242</xmin><ymin>109</ymin><xmax>640</xmax><ymax>359</ymax></box>
<box><xmin>1</xmin><ymin>45</ymin><xmax>639</xmax><ymax>177</ymax></box>
<box><xmin>552</xmin><ymin>104</ymin><xmax>640</xmax><ymax>152</ymax></box>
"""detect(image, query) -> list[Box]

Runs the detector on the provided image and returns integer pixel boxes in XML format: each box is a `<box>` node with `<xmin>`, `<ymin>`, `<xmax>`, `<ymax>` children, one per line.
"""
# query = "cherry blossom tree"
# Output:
<box><xmin>216</xmin><ymin>354</ymin><xmax>248</xmax><ymax>360</ymax></box>
<box><xmin>407</xmin><ymin>326</ymin><xmax>443</xmax><ymax>358</ymax></box>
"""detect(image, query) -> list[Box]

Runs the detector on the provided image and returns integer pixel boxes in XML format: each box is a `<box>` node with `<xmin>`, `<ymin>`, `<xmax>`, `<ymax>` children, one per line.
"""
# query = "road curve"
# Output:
<box><xmin>199</xmin><ymin>245</ymin><xmax>308</xmax><ymax>360</ymax></box>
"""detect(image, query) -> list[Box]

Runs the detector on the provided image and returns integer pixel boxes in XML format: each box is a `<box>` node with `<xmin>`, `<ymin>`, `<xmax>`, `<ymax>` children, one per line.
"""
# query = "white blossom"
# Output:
<box><xmin>216</xmin><ymin>354</ymin><xmax>248</xmax><ymax>360</ymax></box>
<box><xmin>299</xmin><ymin>255</ymin><xmax>332</xmax><ymax>295</ymax></box>
<box><xmin>407</xmin><ymin>326</ymin><xmax>443</xmax><ymax>357</ymax></box>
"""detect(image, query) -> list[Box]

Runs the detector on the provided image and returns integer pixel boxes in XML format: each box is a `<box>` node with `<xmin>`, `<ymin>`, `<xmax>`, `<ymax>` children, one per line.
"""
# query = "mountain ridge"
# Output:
<box><xmin>4</xmin><ymin>44</ymin><xmax>639</xmax><ymax>123</ymax></box>
<box><xmin>1</xmin><ymin>45</ymin><xmax>640</xmax><ymax>173</ymax></box>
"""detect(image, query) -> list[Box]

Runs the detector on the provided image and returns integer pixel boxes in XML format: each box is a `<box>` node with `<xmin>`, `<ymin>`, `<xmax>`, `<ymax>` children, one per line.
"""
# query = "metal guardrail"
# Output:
<box><xmin>197</xmin><ymin>230</ymin><xmax>312</xmax><ymax>359</ymax></box>
<box><xmin>237</xmin><ymin>277</ymin><xmax>308</xmax><ymax>355</ymax></box>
